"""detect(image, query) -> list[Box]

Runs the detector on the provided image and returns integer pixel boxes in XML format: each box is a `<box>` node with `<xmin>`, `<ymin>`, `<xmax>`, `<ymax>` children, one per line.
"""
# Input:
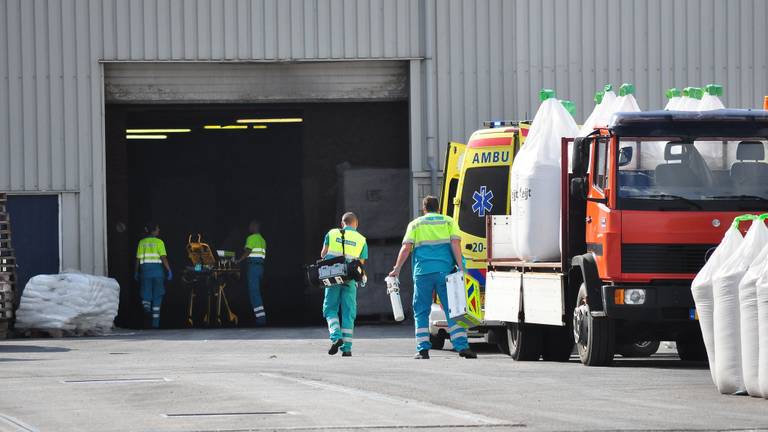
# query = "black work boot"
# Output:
<box><xmin>328</xmin><ymin>339</ymin><xmax>344</xmax><ymax>355</ymax></box>
<box><xmin>342</xmin><ymin>351</ymin><xmax>352</xmax><ymax>357</ymax></box>
<box><xmin>459</xmin><ymin>348</ymin><xmax>477</xmax><ymax>359</ymax></box>
<box><xmin>413</xmin><ymin>349</ymin><xmax>430</xmax><ymax>359</ymax></box>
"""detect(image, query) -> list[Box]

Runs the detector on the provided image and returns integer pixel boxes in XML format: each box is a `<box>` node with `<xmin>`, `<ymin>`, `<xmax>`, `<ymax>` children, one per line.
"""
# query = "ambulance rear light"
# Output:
<box><xmin>483</xmin><ymin>120</ymin><xmax>517</xmax><ymax>129</ymax></box>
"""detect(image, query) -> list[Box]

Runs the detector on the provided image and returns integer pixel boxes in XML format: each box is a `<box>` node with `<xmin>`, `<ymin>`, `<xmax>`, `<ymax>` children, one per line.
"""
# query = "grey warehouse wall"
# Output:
<box><xmin>1</xmin><ymin>0</ymin><xmax>767</xmax><ymax>276</ymax></box>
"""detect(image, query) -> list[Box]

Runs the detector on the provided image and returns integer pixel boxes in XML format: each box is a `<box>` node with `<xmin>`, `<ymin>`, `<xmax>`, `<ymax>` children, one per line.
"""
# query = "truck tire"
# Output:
<box><xmin>573</xmin><ymin>283</ymin><xmax>615</xmax><ymax>366</ymax></box>
<box><xmin>676</xmin><ymin>336</ymin><xmax>707</xmax><ymax>361</ymax></box>
<box><xmin>430</xmin><ymin>332</ymin><xmax>446</xmax><ymax>350</ymax></box>
<box><xmin>493</xmin><ymin>326</ymin><xmax>510</xmax><ymax>355</ymax></box>
<box><xmin>616</xmin><ymin>341</ymin><xmax>660</xmax><ymax>358</ymax></box>
<box><xmin>542</xmin><ymin>326</ymin><xmax>574</xmax><ymax>362</ymax></box>
<box><xmin>507</xmin><ymin>322</ymin><xmax>542</xmax><ymax>361</ymax></box>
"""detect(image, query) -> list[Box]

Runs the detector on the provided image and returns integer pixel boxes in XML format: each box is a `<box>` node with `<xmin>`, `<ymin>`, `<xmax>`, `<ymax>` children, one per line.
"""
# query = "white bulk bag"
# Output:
<box><xmin>692</xmin><ymin>223</ymin><xmax>745</xmax><ymax>384</ymax></box>
<box><xmin>712</xmin><ymin>216</ymin><xmax>765</xmax><ymax>394</ymax></box>
<box><xmin>664</xmin><ymin>88</ymin><xmax>683</xmax><ymax>110</ymax></box>
<box><xmin>509</xmin><ymin>90</ymin><xmax>579</xmax><ymax>261</ymax></box>
<box><xmin>694</xmin><ymin>85</ymin><xmax>727</xmax><ymax>165</ymax></box>
<box><xmin>577</xmin><ymin>87</ymin><xmax>616</xmax><ymax>137</ymax></box>
<box><xmin>755</xmin><ymin>250</ymin><xmax>768</xmax><ymax>398</ymax></box>
<box><xmin>737</xmin><ymin>218</ymin><xmax>768</xmax><ymax>397</ymax></box>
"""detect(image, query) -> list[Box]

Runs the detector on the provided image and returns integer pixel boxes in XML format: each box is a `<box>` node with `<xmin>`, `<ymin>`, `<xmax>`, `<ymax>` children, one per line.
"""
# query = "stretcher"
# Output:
<box><xmin>182</xmin><ymin>234</ymin><xmax>240</xmax><ymax>327</ymax></box>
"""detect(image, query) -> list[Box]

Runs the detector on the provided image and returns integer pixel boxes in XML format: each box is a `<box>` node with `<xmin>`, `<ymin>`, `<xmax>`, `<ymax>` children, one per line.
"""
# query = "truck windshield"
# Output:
<box><xmin>458</xmin><ymin>166</ymin><xmax>509</xmax><ymax>237</ymax></box>
<box><xmin>617</xmin><ymin>138</ymin><xmax>768</xmax><ymax>211</ymax></box>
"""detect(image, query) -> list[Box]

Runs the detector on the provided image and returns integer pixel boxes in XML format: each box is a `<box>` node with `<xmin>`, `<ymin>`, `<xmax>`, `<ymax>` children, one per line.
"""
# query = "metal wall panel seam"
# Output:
<box><xmin>49</xmin><ymin>0</ymin><xmax>65</xmax><ymax>190</ymax></box>
<box><xmin>76</xmin><ymin>0</ymin><xmax>93</xmax><ymax>272</ymax></box>
<box><xmin>35</xmin><ymin>0</ymin><xmax>50</xmax><ymax>191</ymax></box>
<box><xmin>91</xmin><ymin>3</ymin><xmax>107</xmax><ymax>274</ymax></box>
<box><xmin>6</xmin><ymin>0</ymin><xmax>23</xmax><ymax>190</ymax></box>
<box><xmin>21</xmin><ymin>0</ymin><xmax>36</xmax><ymax>190</ymax></box>
<box><xmin>0</xmin><ymin>0</ymin><xmax>9</xmax><ymax>190</ymax></box>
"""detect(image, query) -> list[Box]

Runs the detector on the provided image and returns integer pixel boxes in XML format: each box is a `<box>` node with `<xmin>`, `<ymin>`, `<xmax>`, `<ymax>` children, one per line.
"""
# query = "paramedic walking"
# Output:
<box><xmin>321</xmin><ymin>212</ymin><xmax>367</xmax><ymax>357</ymax></box>
<box><xmin>236</xmin><ymin>220</ymin><xmax>267</xmax><ymax>326</ymax></box>
<box><xmin>134</xmin><ymin>222</ymin><xmax>172</xmax><ymax>329</ymax></box>
<box><xmin>388</xmin><ymin>196</ymin><xmax>476</xmax><ymax>359</ymax></box>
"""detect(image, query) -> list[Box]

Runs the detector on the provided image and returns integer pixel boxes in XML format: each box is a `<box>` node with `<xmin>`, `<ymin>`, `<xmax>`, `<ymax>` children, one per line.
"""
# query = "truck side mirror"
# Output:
<box><xmin>571</xmin><ymin>177</ymin><xmax>588</xmax><ymax>200</ymax></box>
<box><xmin>572</xmin><ymin>137</ymin><xmax>591</xmax><ymax>176</ymax></box>
<box><xmin>618</xmin><ymin>146</ymin><xmax>633</xmax><ymax>167</ymax></box>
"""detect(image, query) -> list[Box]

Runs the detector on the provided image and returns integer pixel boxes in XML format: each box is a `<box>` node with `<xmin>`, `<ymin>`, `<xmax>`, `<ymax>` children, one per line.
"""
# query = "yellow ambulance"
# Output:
<box><xmin>430</xmin><ymin>121</ymin><xmax>528</xmax><ymax>351</ymax></box>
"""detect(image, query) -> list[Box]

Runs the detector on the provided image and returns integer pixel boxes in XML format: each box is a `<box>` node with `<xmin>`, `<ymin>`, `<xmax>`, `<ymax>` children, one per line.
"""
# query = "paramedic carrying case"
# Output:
<box><xmin>305</xmin><ymin>229</ymin><xmax>365</xmax><ymax>288</ymax></box>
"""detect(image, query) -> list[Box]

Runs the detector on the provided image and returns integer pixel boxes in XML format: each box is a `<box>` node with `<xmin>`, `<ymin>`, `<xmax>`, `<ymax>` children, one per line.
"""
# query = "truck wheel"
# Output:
<box><xmin>542</xmin><ymin>326</ymin><xmax>574</xmax><ymax>362</ymax></box>
<box><xmin>616</xmin><ymin>341</ymin><xmax>660</xmax><ymax>358</ymax></box>
<box><xmin>573</xmin><ymin>283</ymin><xmax>615</xmax><ymax>366</ymax></box>
<box><xmin>676</xmin><ymin>336</ymin><xmax>707</xmax><ymax>361</ymax></box>
<box><xmin>493</xmin><ymin>327</ymin><xmax>510</xmax><ymax>355</ymax></box>
<box><xmin>507</xmin><ymin>322</ymin><xmax>542</xmax><ymax>361</ymax></box>
<box><xmin>430</xmin><ymin>332</ymin><xmax>446</xmax><ymax>350</ymax></box>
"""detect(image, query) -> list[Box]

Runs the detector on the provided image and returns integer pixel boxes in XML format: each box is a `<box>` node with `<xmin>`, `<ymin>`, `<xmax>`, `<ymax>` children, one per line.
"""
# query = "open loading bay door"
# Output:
<box><xmin>105</xmin><ymin>62</ymin><xmax>409</xmax><ymax>328</ymax></box>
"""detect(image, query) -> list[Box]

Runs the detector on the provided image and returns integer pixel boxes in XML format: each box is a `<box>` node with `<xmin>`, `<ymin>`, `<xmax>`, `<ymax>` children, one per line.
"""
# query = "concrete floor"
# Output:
<box><xmin>0</xmin><ymin>326</ymin><xmax>766</xmax><ymax>432</ymax></box>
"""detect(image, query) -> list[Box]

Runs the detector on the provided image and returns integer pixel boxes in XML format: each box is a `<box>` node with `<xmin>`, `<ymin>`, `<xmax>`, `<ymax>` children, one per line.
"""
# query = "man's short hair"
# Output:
<box><xmin>422</xmin><ymin>196</ymin><xmax>439</xmax><ymax>213</ymax></box>
<box><xmin>341</xmin><ymin>212</ymin><xmax>358</xmax><ymax>225</ymax></box>
<box><xmin>249</xmin><ymin>220</ymin><xmax>260</xmax><ymax>231</ymax></box>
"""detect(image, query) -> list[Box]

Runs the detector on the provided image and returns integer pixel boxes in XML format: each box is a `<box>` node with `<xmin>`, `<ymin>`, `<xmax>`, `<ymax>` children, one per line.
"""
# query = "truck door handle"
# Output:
<box><xmin>586</xmin><ymin>216</ymin><xmax>592</xmax><ymax>223</ymax></box>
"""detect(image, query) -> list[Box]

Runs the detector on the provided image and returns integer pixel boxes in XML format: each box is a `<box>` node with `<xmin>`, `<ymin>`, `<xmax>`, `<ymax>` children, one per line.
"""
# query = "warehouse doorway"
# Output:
<box><xmin>106</xmin><ymin>102</ymin><xmax>409</xmax><ymax>328</ymax></box>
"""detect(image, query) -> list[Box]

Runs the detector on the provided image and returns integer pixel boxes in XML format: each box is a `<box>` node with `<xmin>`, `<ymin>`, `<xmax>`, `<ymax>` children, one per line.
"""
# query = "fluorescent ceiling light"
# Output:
<box><xmin>252</xmin><ymin>125</ymin><xmax>268</xmax><ymax>129</ymax></box>
<box><xmin>236</xmin><ymin>118</ymin><xmax>303</xmax><ymax>124</ymax></box>
<box><xmin>126</xmin><ymin>129</ymin><xmax>190</xmax><ymax>133</ymax></box>
<box><xmin>204</xmin><ymin>125</ymin><xmax>249</xmax><ymax>130</ymax></box>
<box><xmin>126</xmin><ymin>134</ymin><xmax>167</xmax><ymax>139</ymax></box>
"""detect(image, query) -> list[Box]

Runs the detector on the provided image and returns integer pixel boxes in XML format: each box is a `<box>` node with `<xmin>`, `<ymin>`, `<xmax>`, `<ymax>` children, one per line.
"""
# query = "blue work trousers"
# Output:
<box><xmin>413</xmin><ymin>272</ymin><xmax>469</xmax><ymax>352</ymax></box>
<box><xmin>140</xmin><ymin>276</ymin><xmax>165</xmax><ymax>329</ymax></box>
<box><xmin>322</xmin><ymin>281</ymin><xmax>357</xmax><ymax>353</ymax></box>
<box><xmin>247</xmin><ymin>262</ymin><xmax>266</xmax><ymax>325</ymax></box>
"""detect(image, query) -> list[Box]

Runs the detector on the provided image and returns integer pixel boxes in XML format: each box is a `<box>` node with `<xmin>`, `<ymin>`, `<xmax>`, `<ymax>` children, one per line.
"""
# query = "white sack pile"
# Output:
<box><xmin>16</xmin><ymin>272</ymin><xmax>119</xmax><ymax>335</ymax></box>
<box><xmin>692</xmin><ymin>215</ymin><xmax>768</xmax><ymax>397</ymax></box>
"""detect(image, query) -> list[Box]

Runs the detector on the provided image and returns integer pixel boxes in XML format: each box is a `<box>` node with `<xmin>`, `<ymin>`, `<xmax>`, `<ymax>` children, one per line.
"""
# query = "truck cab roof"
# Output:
<box><xmin>608</xmin><ymin>109</ymin><xmax>768</xmax><ymax>139</ymax></box>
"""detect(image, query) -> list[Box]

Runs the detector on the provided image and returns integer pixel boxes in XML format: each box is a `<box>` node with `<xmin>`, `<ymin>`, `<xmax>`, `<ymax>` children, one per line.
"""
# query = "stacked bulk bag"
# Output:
<box><xmin>577</xmin><ymin>85</ymin><xmax>617</xmax><ymax>137</ymax></box>
<box><xmin>712</xmin><ymin>216</ymin><xmax>768</xmax><ymax>394</ymax></box>
<box><xmin>509</xmin><ymin>89</ymin><xmax>579</xmax><ymax>261</ymax></box>
<box><xmin>692</xmin><ymin>222</ymin><xmax>745</xmax><ymax>384</ymax></box>
<box><xmin>665</xmin><ymin>88</ymin><xmax>683</xmax><ymax>110</ymax></box>
<box><xmin>15</xmin><ymin>272</ymin><xmax>120</xmax><ymax>335</ymax></box>
<box><xmin>680</xmin><ymin>87</ymin><xmax>704</xmax><ymax>111</ymax></box>
<box><xmin>736</xmin><ymin>215</ymin><xmax>768</xmax><ymax>397</ymax></box>
<box><xmin>694</xmin><ymin>84</ymin><xmax>727</xmax><ymax>165</ymax></box>
<box><xmin>693</xmin><ymin>214</ymin><xmax>768</xmax><ymax>397</ymax></box>
<box><xmin>609</xmin><ymin>83</ymin><xmax>641</xmax><ymax>114</ymax></box>
<box><xmin>755</xmin><ymin>247</ymin><xmax>768</xmax><ymax>397</ymax></box>
<box><xmin>698</xmin><ymin>84</ymin><xmax>725</xmax><ymax>111</ymax></box>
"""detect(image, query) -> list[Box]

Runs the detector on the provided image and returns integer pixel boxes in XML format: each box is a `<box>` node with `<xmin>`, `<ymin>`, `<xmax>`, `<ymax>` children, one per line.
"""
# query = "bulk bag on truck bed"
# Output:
<box><xmin>711</xmin><ymin>215</ymin><xmax>767</xmax><ymax>394</ymax></box>
<box><xmin>692</xmin><ymin>221</ymin><xmax>745</xmax><ymax>385</ymax></box>
<box><xmin>736</xmin><ymin>215</ymin><xmax>768</xmax><ymax>397</ymax></box>
<box><xmin>577</xmin><ymin>85</ymin><xmax>616</xmax><ymax>137</ymax></box>
<box><xmin>509</xmin><ymin>89</ymin><xmax>578</xmax><ymax>261</ymax></box>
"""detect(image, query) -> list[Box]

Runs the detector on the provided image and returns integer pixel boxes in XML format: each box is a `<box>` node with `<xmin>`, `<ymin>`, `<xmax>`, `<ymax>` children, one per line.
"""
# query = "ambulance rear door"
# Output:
<box><xmin>440</xmin><ymin>141</ymin><xmax>466</xmax><ymax>216</ymax></box>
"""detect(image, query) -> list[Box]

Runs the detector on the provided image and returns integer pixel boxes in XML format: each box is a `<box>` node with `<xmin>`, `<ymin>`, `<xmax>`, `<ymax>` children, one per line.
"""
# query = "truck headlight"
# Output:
<box><xmin>614</xmin><ymin>288</ymin><xmax>646</xmax><ymax>305</ymax></box>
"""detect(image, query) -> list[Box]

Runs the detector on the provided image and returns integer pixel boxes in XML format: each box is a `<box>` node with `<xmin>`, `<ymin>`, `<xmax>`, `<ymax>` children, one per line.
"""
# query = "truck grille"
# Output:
<box><xmin>621</xmin><ymin>244</ymin><xmax>716</xmax><ymax>274</ymax></box>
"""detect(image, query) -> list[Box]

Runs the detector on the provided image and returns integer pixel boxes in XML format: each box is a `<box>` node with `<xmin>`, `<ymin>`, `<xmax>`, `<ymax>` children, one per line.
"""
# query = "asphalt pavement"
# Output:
<box><xmin>0</xmin><ymin>325</ymin><xmax>766</xmax><ymax>432</ymax></box>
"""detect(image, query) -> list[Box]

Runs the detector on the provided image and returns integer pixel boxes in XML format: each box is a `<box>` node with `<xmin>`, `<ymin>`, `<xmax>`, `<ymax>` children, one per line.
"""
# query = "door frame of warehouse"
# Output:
<box><xmin>5</xmin><ymin>192</ymin><xmax>64</xmax><ymax>274</ymax></box>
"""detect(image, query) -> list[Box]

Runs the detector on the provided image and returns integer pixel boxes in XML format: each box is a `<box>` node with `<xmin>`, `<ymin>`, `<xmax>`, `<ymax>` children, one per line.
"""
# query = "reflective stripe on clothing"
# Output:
<box><xmin>402</xmin><ymin>213</ymin><xmax>460</xmax><ymax>276</ymax></box>
<box><xmin>136</xmin><ymin>237</ymin><xmax>167</xmax><ymax>265</ymax></box>
<box><xmin>326</xmin><ymin>228</ymin><xmax>367</xmax><ymax>259</ymax></box>
<box><xmin>245</xmin><ymin>233</ymin><xmax>267</xmax><ymax>259</ymax></box>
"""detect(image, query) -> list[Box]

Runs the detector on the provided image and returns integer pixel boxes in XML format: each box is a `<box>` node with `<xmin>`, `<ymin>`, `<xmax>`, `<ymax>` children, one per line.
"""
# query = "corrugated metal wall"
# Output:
<box><xmin>429</xmin><ymin>0</ymin><xmax>768</xmax><ymax>162</ymax></box>
<box><xmin>1</xmin><ymin>0</ymin><xmax>767</xmax><ymax>275</ymax></box>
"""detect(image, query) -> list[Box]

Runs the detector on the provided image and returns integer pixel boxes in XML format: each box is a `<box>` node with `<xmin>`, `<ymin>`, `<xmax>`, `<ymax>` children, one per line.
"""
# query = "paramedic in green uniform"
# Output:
<box><xmin>134</xmin><ymin>222</ymin><xmax>172</xmax><ymax>329</ymax></box>
<box><xmin>389</xmin><ymin>196</ymin><xmax>476</xmax><ymax>359</ymax></box>
<box><xmin>236</xmin><ymin>220</ymin><xmax>267</xmax><ymax>326</ymax></box>
<box><xmin>320</xmin><ymin>212</ymin><xmax>367</xmax><ymax>357</ymax></box>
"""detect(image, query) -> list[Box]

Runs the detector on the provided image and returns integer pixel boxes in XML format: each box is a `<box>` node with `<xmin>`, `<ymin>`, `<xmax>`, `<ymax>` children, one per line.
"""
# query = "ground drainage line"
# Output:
<box><xmin>62</xmin><ymin>377</ymin><xmax>170</xmax><ymax>384</ymax></box>
<box><xmin>259</xmin><ymin>372</ymin><xmax>508</xmax><ymax>425</ymax></box>
<box><xmin>0</xmin><ymin>414</ymin><xmax>39</xmax><ymax>432</ymax></box>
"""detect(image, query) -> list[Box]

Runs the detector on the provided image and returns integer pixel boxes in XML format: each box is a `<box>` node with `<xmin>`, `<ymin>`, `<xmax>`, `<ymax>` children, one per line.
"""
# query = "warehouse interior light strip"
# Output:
<box><xmin>235</xmin><ymin>118</ymin><xmax>303</xmax><ymax>124</ymax></box>
<box><xmin>126</xmin><ymin>134</ymin><xmax>167</xmax><ymax>139</ymax></box>
<box><xmin>126</xmin><ymin>128</ymin><xmax>191</xmax><ymax>133</ymax></box>
<box><xmin>204</xmin><ymin>125</ymin><xmax>249</xmax><ymax>130</ymax></box>
<box><xmin>252</xmin><ymin>125</ymin><xmax>268</xmax><ymax>129</ymax></box>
